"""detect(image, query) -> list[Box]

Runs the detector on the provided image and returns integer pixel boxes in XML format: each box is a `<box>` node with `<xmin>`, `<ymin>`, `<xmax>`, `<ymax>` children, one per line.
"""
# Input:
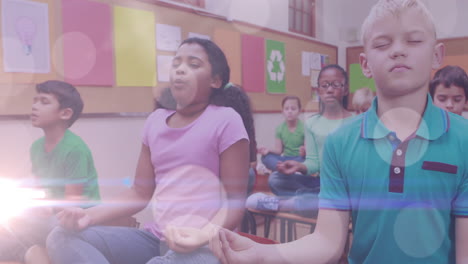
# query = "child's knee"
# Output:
<box><xmin>268</xmin><ymin>171</ymin><xmax>285</xmax><ymax>186</ymax></box>
<box><xmin>46</xmin><ymin>226</ymin><xmax>69</xmax><ymax>252</ymax></box>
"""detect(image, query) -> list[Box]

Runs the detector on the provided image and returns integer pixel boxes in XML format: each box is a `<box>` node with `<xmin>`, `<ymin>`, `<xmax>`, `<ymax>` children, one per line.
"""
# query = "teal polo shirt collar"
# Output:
<box><xmin>360</xmin><ymin>94</ymin><xmax>450</xmax><ymax>141</ymax></box>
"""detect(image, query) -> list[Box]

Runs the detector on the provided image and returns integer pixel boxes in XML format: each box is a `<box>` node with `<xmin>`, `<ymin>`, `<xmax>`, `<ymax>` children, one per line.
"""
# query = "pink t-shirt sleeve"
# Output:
<box><xmin>142</xmin><ymin>110</ymin><xmax>163</xmax><ymax>146</ymax></box>
<box><xmin>217</xmin><ymin>108</ymin><xmax>249</xmax><ymax>154</ymax></box>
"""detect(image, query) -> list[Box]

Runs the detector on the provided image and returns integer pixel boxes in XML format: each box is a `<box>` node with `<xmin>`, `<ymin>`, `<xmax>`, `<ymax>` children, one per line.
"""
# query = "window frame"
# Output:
<box><xmin>169</xmin><ymin>0</ymin><xmax>205</xmax><ymax>8</ymax></box>
<box><xmin>289</xmin><ymin>0</ymin><xmax>316</xmax><ymax>37</ymax></box>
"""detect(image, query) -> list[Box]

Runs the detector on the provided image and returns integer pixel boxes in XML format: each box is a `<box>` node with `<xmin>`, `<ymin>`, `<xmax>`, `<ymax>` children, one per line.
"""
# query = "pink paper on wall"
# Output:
<box><xmin>62</xmin><ymin>0</ymin><xmax>114</xmax><ymax>86</ymax></box>
<box><xmin>241</xmin><ymin>34</ymin><xmax>265</xmax><ymax>93</ymax></box>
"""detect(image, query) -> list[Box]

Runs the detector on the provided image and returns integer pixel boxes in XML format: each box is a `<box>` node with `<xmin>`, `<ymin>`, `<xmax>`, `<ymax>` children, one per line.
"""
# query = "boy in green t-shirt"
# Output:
<box><xmin>0</xmin><ymin>80</ymin><xmax>100</xmax><ymax>264</ymax></box>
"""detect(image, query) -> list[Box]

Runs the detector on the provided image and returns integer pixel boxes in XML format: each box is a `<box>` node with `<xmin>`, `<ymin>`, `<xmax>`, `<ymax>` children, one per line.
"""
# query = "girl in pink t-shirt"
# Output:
<box><xmin>47</xmin><ymin>38</ymin><xmax>256</xmax><ymax>264</ymax></box>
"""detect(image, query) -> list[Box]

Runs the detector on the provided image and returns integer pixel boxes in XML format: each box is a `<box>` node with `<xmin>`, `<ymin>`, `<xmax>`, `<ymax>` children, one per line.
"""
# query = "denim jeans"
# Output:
<box><xmin>147</xmin><ymin>246</ymin><xmax>219</xmax><ymax>264</ymax></box>
<box><xmin>47</xmin><ymin>226</ymin><xmax>162</xmax><ymax>264</ymax></box>
<box><xmin>261</xmin><ymin>154</ymin><xmax>305</xmax><ymax>172</ymax></box>
<box><xmin>268</xmin><ymin>171</ymin><xmax>320</xmax><ymax>197</ymax></box>
<box><xmin>293</xmin><ymin>191</ymin><xmax>319</xmax><ymax>218</ymax></box>
<box><xmin>47</xmin><ymin>225</ymin><xmax>220</xmax><ymax>264</ymax></box>
<box><xmin>268</xmin><ymin>172</ymin><xmax>320</xmax><ymax>217</ymax></box>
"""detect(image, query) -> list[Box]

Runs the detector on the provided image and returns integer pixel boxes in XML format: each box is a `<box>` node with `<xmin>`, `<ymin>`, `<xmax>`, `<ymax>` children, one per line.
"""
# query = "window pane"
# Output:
<box><xmin>295</xmin><ymin>11</ymin><xmax>302</xmax><ymax>31</ymax></box>
<box><xmin>304</xmin><ymin>0</ymin><xmax>311</xmax><ymax>11</ymax></box>
<box><xmin>295</xmin><ymin>0</ymin><xmax>302</xmax><ymax>9</ymax></box>
<box><xmin>289</xmin><ymin>8</ymin><xmax>294</xmax><ymax>29</ymax></box>
<box><xmin>303</xmin><ymin>13</ymin><xmax>310</xmax><ymax>34</ymax></box>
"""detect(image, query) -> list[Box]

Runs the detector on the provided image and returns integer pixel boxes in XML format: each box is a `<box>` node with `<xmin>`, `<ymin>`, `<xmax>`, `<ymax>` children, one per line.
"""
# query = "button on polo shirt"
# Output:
<box><xmin>319</xmin><ymin>95</ymin><xmax>468</xmax><ymax>264</ymax></box>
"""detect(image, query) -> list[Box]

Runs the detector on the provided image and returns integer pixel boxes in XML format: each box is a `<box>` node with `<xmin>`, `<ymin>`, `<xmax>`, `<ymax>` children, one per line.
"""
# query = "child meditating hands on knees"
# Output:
<box><xmin>257</xmin><ymin>95</ymin><xmax>305</xmax><ymax>173</ymax></box>
<box><xmin>46</xmin><ymin>38</ymin><xmax>256</xmax><ymax>264</ymax></box>
<box><xmin>247</xmin><ymin>65</ymin><xmax>354</xmax><ymax>217</ymax></box>
<box><xmin>212</xmin><ymin>1</ymin><xmax>468</xmax><ymax>263</ymax></box>
<box><xmin>0</xmin><ymin>80</ymin><xmax>100</xmax><ymax>264</ymax></box>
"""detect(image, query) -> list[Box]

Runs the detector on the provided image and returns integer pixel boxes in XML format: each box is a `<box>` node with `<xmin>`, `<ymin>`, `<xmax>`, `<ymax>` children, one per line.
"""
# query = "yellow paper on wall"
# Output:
<box><xmin>114</xmin><ymin>6</ymin><xmax>156</xmax><ymax>87</ymax></box>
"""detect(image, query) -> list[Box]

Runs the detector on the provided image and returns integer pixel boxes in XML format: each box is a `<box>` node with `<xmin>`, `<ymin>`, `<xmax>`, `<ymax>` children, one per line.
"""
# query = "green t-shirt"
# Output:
<box><xmin>303</xmin><ymin>114</ymin><xmax>355</xmax><ymax>175</ymax></box>
<box><xmin>30</xmin><ymin>130</ymin><xmax>100</xmax><ymax>206</ymax></box>
<box><xmin>275</xmin><ymin>120</ymin><xmax>305</xmax><ymax>157</ymax></box>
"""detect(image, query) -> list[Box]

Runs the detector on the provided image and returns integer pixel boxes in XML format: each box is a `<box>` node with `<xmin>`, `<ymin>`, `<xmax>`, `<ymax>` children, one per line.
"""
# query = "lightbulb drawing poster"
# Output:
<box><xmin>2</xmin><ymin>0</ymin><xmax>50</xmax><ymax>73</ymax></box>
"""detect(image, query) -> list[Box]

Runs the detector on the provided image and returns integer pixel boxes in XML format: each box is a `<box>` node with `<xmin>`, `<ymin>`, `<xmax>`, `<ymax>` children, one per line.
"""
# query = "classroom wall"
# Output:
<box><xmin>334</xmin><ymin>0</ymin><xmax>468</xmax><ymax>65</ymax></box>
<box><xmin>2</xmin><ymin>0</ymin><xmax>468</xmax><ymax>224</ymax></box>
<box><xmin>332</xmin><ymin>0</ymin><xmax>468</xmax><ymax>65</ymax></box>
<box><xmin>157</xmin><ymin>0</ymin><xmax>468</xmax><ymax>69</ymax></box>
<box><xmin>0</xmin><ymin>0</ymin><xmax>321</xmax><ymax>225</ymax></box>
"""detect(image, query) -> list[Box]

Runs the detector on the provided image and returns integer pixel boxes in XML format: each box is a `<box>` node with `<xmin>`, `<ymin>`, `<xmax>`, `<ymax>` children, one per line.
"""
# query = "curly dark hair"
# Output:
<box><xmin>155</xmin><ymin>38</ymin><xmax>257</xmax><ymax>162</ymax></box>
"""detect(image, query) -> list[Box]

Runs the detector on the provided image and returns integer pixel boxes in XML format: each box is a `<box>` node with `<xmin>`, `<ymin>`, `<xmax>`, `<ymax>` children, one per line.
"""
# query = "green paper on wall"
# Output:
<box><xmin>266</xmin><ymin>39</ymin><xmax>286</xmax><ymax>94</ymax></box>
<box><xmin>349</xmin><ymin>63</ymin><xmax>376</xmax><ymax>93</ymax></box>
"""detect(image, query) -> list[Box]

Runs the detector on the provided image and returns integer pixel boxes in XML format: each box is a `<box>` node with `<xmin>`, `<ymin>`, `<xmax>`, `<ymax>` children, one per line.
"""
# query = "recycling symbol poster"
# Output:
<box><xmin>265</xmin><ymin>39</ymin><xmax>285</xmax><ymax>94</ymax></box>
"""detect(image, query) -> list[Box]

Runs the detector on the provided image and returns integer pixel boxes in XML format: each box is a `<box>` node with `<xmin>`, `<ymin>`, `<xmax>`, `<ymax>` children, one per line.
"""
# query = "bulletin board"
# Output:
<box><xmin>346</xmin><ymin>36</ymin><xmax>468</xmax><ymax>110</ymax></box>
<box><xmin>0</xmin><ymin>0</ymin><xmax>337</xmax><ymax>116</ymax></box>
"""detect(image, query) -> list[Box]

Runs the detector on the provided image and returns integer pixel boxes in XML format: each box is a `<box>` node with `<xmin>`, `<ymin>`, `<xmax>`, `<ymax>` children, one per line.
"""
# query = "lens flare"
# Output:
<box><xmin>0</xmin><ymin>179</ymin><xmax>46</xmax><ymax>223</ymax></box>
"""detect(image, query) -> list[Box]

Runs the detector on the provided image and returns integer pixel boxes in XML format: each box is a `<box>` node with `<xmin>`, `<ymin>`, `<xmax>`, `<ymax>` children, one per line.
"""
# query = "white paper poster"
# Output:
<box><xmin>310</xmin><ymin>52</ymin><xmax>322</xmax><ymax>70</ymax></box>
<box><xmin>2</xmin><ymin>0</ymin><xmax>50</xmax><ymax>73</ymax></box>
<box><xmin>156</xmin><ymin>23</ymin><xmax>181</xmax><ymax>51</ymax></box>
<box><xmin>310</xmin><ymin>69</ymin><xmax>320</xmax><ymax>88</ymax></box>
<box><xmin>157</xmin><ymin>55</ymin><xmax>173</xmax><ymax>82</ymax></box>
<box><xmin>301</xmin><ymin>51</ymin><xmax>310</xmax><ymax>76</ymax></box>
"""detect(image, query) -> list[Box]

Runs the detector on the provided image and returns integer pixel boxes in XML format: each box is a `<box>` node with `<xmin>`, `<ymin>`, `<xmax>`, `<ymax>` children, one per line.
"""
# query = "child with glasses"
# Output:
<box><xmin>246</xmin><ymin>64</ymin><xmax>354</xmax><ymax>217</ymax></box>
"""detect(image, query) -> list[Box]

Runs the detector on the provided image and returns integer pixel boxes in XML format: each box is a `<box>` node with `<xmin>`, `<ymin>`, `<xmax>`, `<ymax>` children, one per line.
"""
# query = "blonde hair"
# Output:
<box><xmin>360</xmin><ymin>0</ymin><xmax>436</xmax><ymax>45</ymax></box>
<box><xmin>352</xmin><ymin>87</ymin><xmax>375</xmax><ymax>110</ymax></box>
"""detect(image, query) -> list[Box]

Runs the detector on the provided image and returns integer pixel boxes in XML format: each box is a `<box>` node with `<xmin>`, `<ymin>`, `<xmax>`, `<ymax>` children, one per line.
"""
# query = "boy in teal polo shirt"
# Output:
<box><xmin>0</xmin><ymin>80</ymin><xmax>100</xmax><ymax>264</ymax></box>
<box><xmin>211</xmin><ymin>0</ymin><xmax>468</xmax><ymax>263</ymax></box>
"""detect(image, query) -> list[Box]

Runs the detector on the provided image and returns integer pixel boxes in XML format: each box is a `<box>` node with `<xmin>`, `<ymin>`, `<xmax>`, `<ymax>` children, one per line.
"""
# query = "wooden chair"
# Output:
<box><xmin>244</xmin><ymin>208</ymin><xmax>317</xmax><ymax>243</ymax></box>
<box><xmin>244</xmin><ymin>208</ymin><xmax>353</xmax><ymax>264</ymax></box>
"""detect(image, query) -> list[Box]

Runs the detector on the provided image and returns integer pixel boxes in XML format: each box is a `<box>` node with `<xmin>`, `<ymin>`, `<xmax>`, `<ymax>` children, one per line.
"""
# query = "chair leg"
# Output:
<box><xmin>241</xmin><ymin>211</ymin><xmax>250</xmax><ymax>233</ymax></box>
<box><xmin>287</xmin><ymin>221</ymin><xmax>295</xmax><ymax>242</ymax></box>
<box><xmin>248</xmin><ymin>211</ymin><xmax>257</xmax><ymax>235</ymax></box>
<box><xmin>280</xmin><ymin>219</ymin><xmax>286</xmax><ymax>243</ymax></box>
<box><xmin>310</xmin><ymin>223</ymin><xmax>316</xmax><ymax>233</ymax></box>
<box><xmin>264</xmin><ymin>216</ymin><xmax>272</xmax><ymax>238</ymax></box>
